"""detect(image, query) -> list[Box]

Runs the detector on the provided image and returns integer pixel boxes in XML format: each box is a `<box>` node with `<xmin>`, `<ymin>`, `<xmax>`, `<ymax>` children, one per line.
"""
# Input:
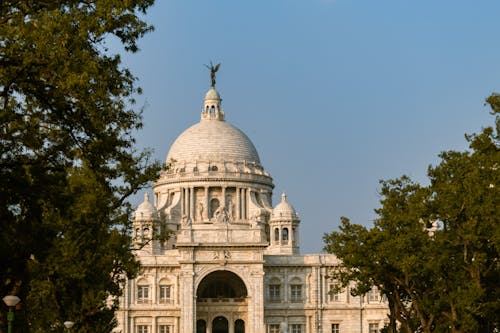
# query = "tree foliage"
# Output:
<box><xmin>324</xmin><ymin>98</ymin><xmax>499</xmax><ymax>333</ymax></box>
<box><xmin>0</xmin><ymin>1</ymin><xmax>161</xmax><ymax>332</ymax></box>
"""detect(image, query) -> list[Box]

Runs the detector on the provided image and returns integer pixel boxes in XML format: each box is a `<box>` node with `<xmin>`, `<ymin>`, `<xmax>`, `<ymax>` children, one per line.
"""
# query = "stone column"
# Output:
<box><xmin>241</xmin><ymin>188</ymin><xmax>246</xmax><ymax>220</ymax></box>
<box><xmin>180</xmin><ymin>269</ymin><xmax>195</xmax><ymax>333</ymax></box>
<box><xmin>204</xmin><ymin>187</ymin><xmax>209</xmax><ymax>220</ymax></box>
<box><xmin>180</xmin><ymin>187</ymin><xmax>184</xmax><ymax>217</ymax></box>
<box><xmin>152</xmin><ymin>315</ymin><xmax>157</xmax><ymax>333</ymax></box>
<box><xmin>250</xmin><ymin>270</ymin><xmax>266</xmax><ymax>333</ymax></box>
<box><xmin>236</xmin><ymin>187</ymin><xmax>241</xmax><ymax>220</ymax></box>
<box><xmin>221</xmin><ymin>186</ymin><xmax>226</xmax><ymax>208</ymax></box>
<box><xmin>278</xmin><ymin>225</ymin><xmax>282</xmax><ymax>246</ymax></box>
<box><xmin>190</xmin><ymin>187</ymin><xmax>195</xmax><ymax>220</ymax></box>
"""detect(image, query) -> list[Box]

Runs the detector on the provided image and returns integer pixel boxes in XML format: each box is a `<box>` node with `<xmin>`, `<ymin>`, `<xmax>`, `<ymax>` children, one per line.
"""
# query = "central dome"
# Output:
<box><xmin>166</xmin><ymin>87</ymin><xmax>261</xmax><ymax>165</ymax></box>
<box><xmin>166</xmin><ymin>120</ymin><xmax>260</xmax><ymax>164</ymax></box>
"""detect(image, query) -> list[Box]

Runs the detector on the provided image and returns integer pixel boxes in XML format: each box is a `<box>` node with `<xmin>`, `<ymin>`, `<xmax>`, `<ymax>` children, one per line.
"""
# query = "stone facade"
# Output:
<box><xmin>115</xmin><ymin>84</ymin><xmax>388</xmax><ymax>333</ymax></box>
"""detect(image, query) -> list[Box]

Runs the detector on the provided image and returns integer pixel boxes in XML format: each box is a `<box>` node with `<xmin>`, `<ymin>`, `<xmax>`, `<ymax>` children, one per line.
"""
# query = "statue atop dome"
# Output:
<box><xmin>205</xmin><ymin>61</ymin><xmax>220</xmax><ymax>87</ymax></box>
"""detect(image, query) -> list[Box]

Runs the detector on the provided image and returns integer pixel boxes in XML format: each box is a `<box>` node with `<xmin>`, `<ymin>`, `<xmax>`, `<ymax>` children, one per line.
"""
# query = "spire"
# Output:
<box><xmin>201</xmin><ymin>63</ymin><xmax>225</xmax><ymax>121</ymax></box>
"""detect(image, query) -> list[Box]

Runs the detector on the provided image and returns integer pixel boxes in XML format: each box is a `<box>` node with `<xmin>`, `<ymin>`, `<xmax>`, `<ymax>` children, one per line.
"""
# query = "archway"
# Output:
<box><xmin>197</xmin><ymin>270</ymin><xmax>247</xmax><ymax>299</ymax></box>
<box><xmin>196</xmin><ymin>270</ymin><xmax>248</xmax><ymax>333</ymax></box>
<box><xmin>212</xmin><ymin>316</ymin><xmax>228</xmax><ymax>333</ymax></box>
<box><xmin>235</xmin><ymin>319</ymin><xmax>245</xmax><ymax>333</ymax></box>
<box><xmin>196</xmin><ymin>319</ymin><xmax>206</xmax><ymax>333</ymax></box>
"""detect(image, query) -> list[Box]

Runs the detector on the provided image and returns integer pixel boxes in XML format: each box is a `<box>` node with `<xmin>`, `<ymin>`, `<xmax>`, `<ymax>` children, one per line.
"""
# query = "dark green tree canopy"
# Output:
<box><xmin>1</xmin><ymin>1</ymin><xmax>160</xmax><ymax>332</ymax></box>
<box><xmin>324</xmin><ymin>99</ymin><xmax>499</xmax><ymax>333</ymax></box>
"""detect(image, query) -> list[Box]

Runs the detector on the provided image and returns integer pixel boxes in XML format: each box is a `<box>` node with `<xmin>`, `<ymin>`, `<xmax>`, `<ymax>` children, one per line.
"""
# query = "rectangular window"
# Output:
<box><xmin>331</xmin><ymin>323</ymin><xmax>340</xmax><ymax>333</ymax></box>
<box><xmin>291</xmin><ymin>324</ymin><xmax>302</xmax><ymax>333</ymax></box>
<box><xmin>158</xmin><ymin>325</ymin><xmax>171</xmax><ymax>333</ymax></box>
<box><xmin>269</xmin><ymin>285</ymin><xmax>280</xmax><ymax>302</ymax></box>
<box><xmin>269</xmin><ymin>324</ymin><xmax>280</xmax><ymax>333</ymax></box>
<box><xmin>329</xmin><ymin>284</ymin><xmax>340</xmax><ymax>302</ymax></box>
<box><xmin>368</xmin><ymin>287</ymin><xmax>379</xmax><ymax>302</ymax></box>
<box><xmin>137</xmin><ymin>285</ymin><xmax>149</xmax><ymax>303</ymax></box>
<box><xmin>290</xmin><ymin>285</ymin><xmax>302</xmax><ymax>302</ymax></box>
<box><xmin>137</xmin><ymin>325</ymin><xmax>148</xmax><ymax>333</ymax></box>
<box><xmin>369</xmin><ymin>323</ymin><xmax>378</xmax><ymax>333</ymax></box>
<box><xmin>159</xmin><ymin>285</ymin><xmax>172</xmax><ymax>303</ymax></box>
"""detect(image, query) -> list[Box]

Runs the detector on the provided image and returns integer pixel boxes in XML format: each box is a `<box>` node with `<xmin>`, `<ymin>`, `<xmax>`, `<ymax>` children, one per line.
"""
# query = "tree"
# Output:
<box><xmin>0</xmin><ymin>1</ymin><xmax>161</xmax><ymax>332</ymax></box>
<box><xmin>324</xmin><ymin>98</ymin><xmax>499</xmax><ymax>333</ymax></box>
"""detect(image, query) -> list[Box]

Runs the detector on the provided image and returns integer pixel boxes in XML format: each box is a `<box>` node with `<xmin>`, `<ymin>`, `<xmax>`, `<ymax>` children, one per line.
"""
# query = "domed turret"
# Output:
<box><xmin>268</xmin><ymin>193</ymin><xmax>300</xmax><ymax>255</ymax></box>
<box><xmin>272</xmin><ymin>193</ymin><xmax>299</xmax><ymax>220</ymax></box>
<box><xmin>134</xmin><ymin>193</ymin><xmax>158</xmax><ymax>221</ymax></box>
<box><xmin>132</xmin><ymin>193</ymin><xmax>160</xmax><ymax>254</ymax></box>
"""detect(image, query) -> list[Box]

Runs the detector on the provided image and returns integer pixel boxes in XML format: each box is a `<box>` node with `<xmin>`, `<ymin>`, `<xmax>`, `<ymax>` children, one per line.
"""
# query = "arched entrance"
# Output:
<box><xmin>196</xmin><ymin>319</ymin><xmax>206</xmax><ymax>333</ymax></box>
<box><xmin>235</xmin><ymin>319</ymin><xmax>245</xmax><ymax>333</ymax></box>
<box><xmin>196</xmin><ymin>270</ymin><xmax>248</xmax><ymax>333</ymax></box>
<box><xmin>212</xmin><ymin>316</ymin><xmax>228</xmax><ymax>333</ymax></box>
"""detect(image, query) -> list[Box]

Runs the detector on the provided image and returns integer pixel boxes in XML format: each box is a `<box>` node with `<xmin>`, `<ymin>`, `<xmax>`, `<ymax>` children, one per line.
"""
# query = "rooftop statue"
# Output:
<box><xmin>205</xmin><ymin>61</ymin><xmax>220</xmax><ymax>87</ymax></box>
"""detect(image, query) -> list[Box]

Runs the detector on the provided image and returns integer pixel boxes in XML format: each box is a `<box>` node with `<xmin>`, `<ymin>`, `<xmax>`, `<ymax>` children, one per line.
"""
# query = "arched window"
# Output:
<box><xmin>209</xmin><ymin>198</ymin><xmax>220</xmax><ymax>219</ymax></box>
<box><xmin>136</xmin><ymin>278</ymin><xmax>150</xmax><ymax>304</ymax></box>
<box><xmin>268</xmin><ymin>277</ymin><xmax>281</xmax><ymax>302</ymax></box>
<box><xmin>235</xmin><ymin>319</ymin><xmax>245</xmax><ymax>333</ymax></box>
<box><xmin>282</xmin><ymin>228</ymin><xmax>289</xmax><ymax>244</ymax></box>
<box><xmin>196</xmin><ymin>320</ymin><xmax>206</xmax><ymax>333</ymax></box>
<box><xmin>274</xmin><ymin>228</ymin><xmax>280</xmax><ymax>242</ymax></box>
<box><xmin>290</xmin><ymin>277</ymin><xmax>303</xmax><ymax>303</ymax></box>
<box><xmin>159</xmin><ymin>279</ymin><xmax>172</xmax><ymax>303</ymax></box>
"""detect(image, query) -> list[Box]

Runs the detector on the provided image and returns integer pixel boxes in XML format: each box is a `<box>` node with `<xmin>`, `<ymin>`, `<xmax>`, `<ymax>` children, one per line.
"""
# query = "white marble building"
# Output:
<box><xmin>116</xmin><ymin>81</ymin><xmax>389</xmax><ymax>333</ymax></box>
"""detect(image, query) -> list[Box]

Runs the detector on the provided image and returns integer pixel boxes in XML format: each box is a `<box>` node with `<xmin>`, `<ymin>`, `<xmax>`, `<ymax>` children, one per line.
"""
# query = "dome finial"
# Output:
<box><xmin>144</xmin><ymin>192</ymin><xmax>150</xmax><ymax>202</ymax></box>
<box><xmin>281</xmin><ymin>192</ymin><xmax>287</xmax><ymax>202</ymax></box>
<box><xmin>205</xmin><ymin>61</ymin><xmax>220</xmax><ymax>88</ymax></box>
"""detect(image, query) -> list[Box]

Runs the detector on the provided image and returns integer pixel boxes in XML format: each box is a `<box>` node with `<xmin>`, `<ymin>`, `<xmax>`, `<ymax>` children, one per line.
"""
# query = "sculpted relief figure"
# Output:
<box><xmin>214</xmin><ymin>206</ymin><xmax>229</xmax><ymax>223</ymax></box>
<box><xmin>197</xmin><ymin>202</ymin><xmax>204</xmax><ymax>221</ymax></box>
<box><xmin>226</xmin><ymin>196</ymin><xmax>234</xmax><ymax>221</ymax></box>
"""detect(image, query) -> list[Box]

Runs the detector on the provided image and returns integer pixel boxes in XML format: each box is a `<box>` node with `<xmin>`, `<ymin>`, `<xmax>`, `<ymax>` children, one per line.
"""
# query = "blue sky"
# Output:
<box><xmin>118</xmin><ymin>0</ymin><xmax>500</xmax><ymax>253</ymax></box>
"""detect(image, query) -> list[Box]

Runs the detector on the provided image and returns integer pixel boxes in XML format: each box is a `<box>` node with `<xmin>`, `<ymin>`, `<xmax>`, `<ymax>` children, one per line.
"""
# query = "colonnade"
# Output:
<box><xmin>178</xmin><ymin>186</ymin><xmax>252</xmax><ymax>222</ymax></box>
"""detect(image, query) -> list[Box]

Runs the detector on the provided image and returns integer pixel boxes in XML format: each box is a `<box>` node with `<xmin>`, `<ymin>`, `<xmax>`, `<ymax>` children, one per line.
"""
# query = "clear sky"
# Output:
<box><xmin>118</xmin><ymin>0</ymin><xmax>500</xmax><ymax>254</ymax></box>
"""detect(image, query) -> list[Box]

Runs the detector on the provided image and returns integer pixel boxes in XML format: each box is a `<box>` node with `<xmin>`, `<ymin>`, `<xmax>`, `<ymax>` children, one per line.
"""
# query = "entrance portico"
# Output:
<box><xmin>196</xmin><ymin>271</ymin><xmax>247</xmax><ymax>333</ymax></box>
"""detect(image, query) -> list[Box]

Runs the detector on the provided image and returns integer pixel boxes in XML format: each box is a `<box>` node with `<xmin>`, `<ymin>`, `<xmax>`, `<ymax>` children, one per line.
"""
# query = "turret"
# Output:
<box><xmin>133</xmin><ymin>193</ymin><xmax>161</xmax><ymax>254</ymax></box>
<box><xmin>267</xmin><ymin>193</ymin><xmax>300</xmax><ymax>254</ymax></box>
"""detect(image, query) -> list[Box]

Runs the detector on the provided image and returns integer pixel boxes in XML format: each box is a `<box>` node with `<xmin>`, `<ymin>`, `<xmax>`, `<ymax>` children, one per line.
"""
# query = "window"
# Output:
<box><xmin>269</xmin><ymin>284</ymin><xmax>280</xmax><ymax>302</ymax></box>
<box><xmin>137</xmin><ymin>325</ymin><xmax>148</xmax><ymax>333</ymax></box>
<box><xmin>269</xmin><ymin>324</ymin><xmax>280</xmax><ymax>333</ymax></box>
<box><xmin>137</xmin><ymin>285</ymin><xmax>149</xmax><ymax>303</ymax></box>
<box><xmin>291</xmin><ymin>324</ymin><xmax>303</xmax><ymax>333</ymax></box>
<box><xmin>159</xmin><ymin>285</ymin><xmax>172</xmax><ymax>303</ymax></box>
<box><xmin>274</xmin><ymin>228</ymin><xmax>279</xmax><ymax>242</ymax></box>
<box><xmin>329</xmin><ymin>284</ymin><xmax>340</xmax><ymax>302</ymax></box>
<box><xmin>331</xmin><ymin>323</ymin><xmax>340</xmax><ymax>333</ymax></box>
<box><xmin>369</xmin><ymin>323</ymin><xmax>378</xmax><ymax>333</ymax></box>
<box><xmin>290</xmin><ymin>284</ymin><xmax>302</xmax><ymax>302</ymax></box>
<box><xmin>158</xmin><ymin>325</ymin><xmax>171</xmax><ymax>333</ymax></box>
<box><xmin>282</xmin><ymin>227</ymin><xmax>289</xmax><ymax>243</ymax></box>
<box><xmin>368</xmin><ymin>287</ymin><xmax>379</xmax><ymax>302</ymax></box>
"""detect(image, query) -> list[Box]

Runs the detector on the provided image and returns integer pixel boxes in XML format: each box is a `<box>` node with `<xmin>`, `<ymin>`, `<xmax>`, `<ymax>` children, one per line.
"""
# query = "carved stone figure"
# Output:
<box><xmin>226</xmin><ymin>196</ymin><xmax>234</xmax><ymax>221</ymax></box>
<box><xmin>214</xmin><ymin>206</ymin><xmax>229</xmax><ymax>223</ymax></box>
<box><xmin>197</xmin><ymin>202</ymin><xmax>204</xmax><ymax>221</ymax></box>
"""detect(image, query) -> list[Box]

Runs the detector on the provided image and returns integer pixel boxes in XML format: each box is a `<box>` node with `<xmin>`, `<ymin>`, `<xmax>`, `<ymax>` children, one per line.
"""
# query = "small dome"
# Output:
<box><xmin>272</xmin><ymin>193</ymin><xmax>299</xmax><ymax>220</ymax></box>
<box><xmin>205</xmin><ymin>87</ymin><xmax>221</xmax><ymax>101</ymax></box>
<box><xmin>135</xmin><ymin>193</ymin><xmax>158</xmax><ymax>220</ymax></box>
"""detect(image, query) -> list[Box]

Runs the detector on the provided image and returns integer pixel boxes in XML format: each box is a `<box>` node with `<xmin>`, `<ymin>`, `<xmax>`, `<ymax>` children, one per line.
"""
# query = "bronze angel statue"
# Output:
<box><xmin>205</xmin><ymin>61</ymin><xmax>220</xmax><ymax>87</ymax></box>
